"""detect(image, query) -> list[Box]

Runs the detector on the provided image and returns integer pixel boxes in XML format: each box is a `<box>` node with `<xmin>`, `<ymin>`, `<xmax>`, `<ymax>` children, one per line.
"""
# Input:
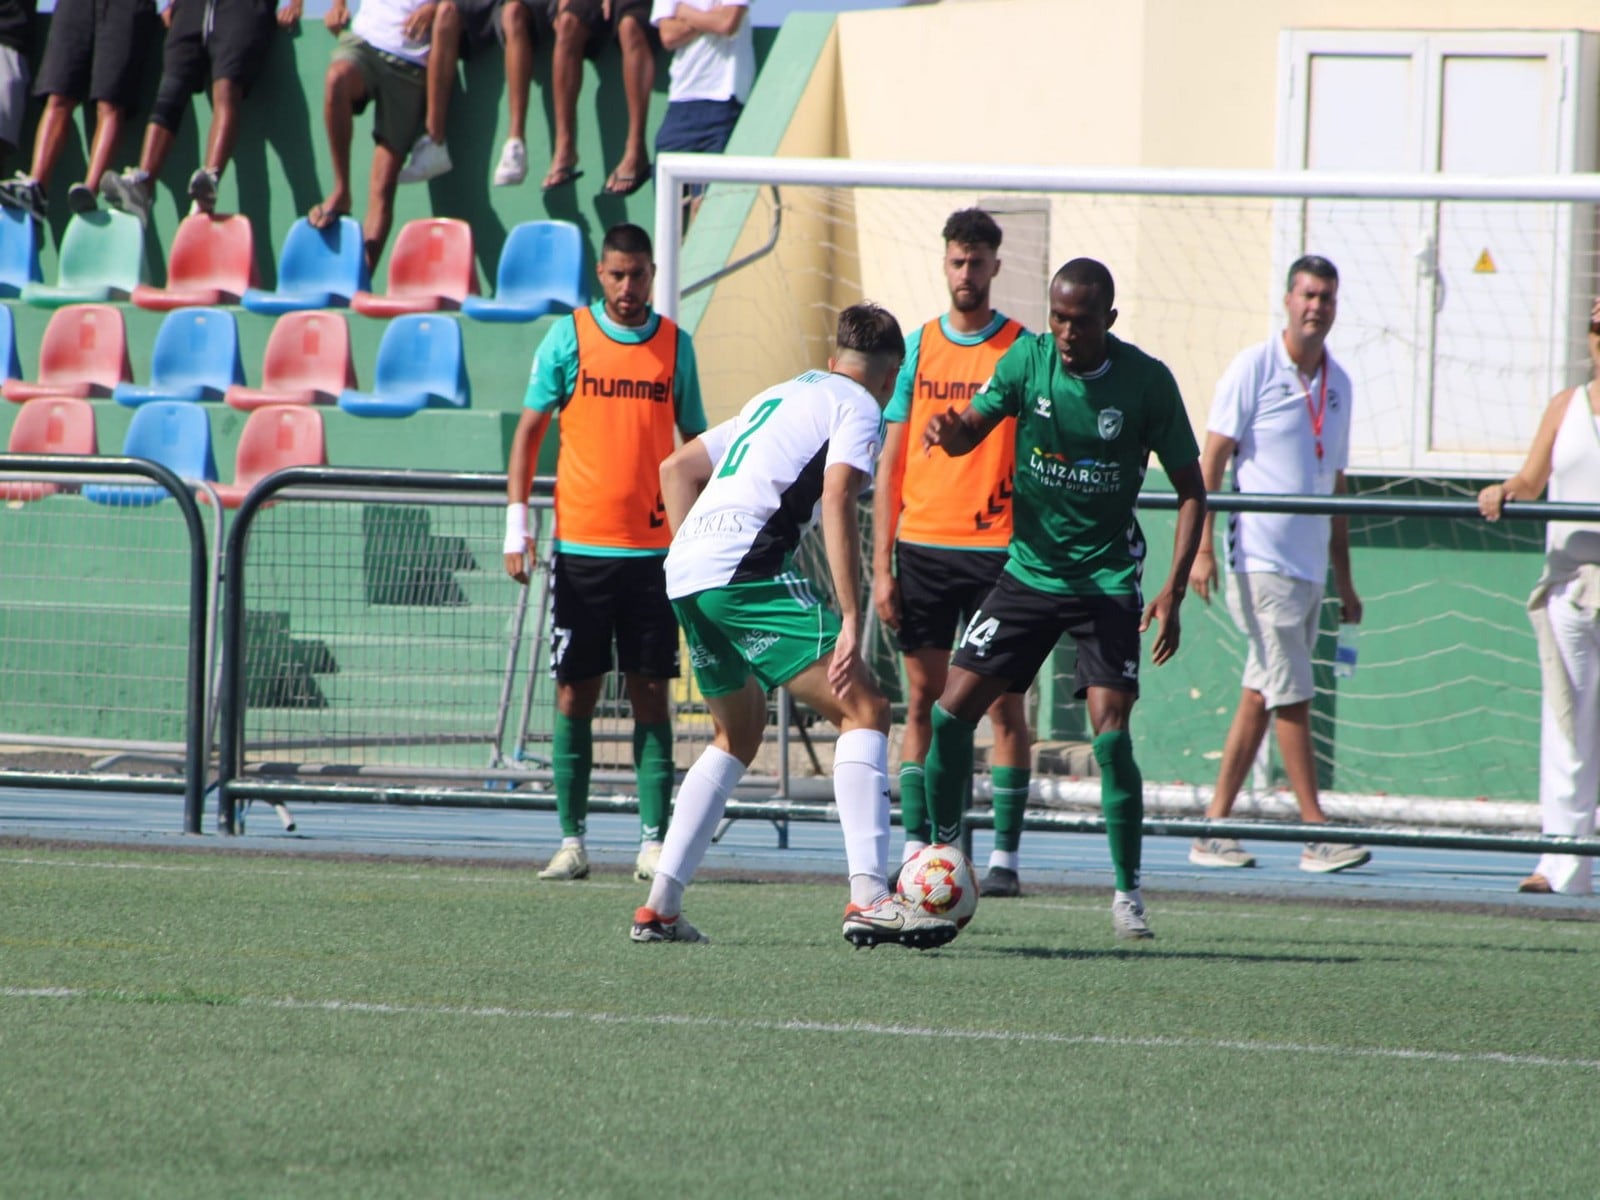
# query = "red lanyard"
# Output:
<box><xmin>1298</xmin><ymin>362</ymin><xmax>1327</xmax><ymax>461</ymax></box>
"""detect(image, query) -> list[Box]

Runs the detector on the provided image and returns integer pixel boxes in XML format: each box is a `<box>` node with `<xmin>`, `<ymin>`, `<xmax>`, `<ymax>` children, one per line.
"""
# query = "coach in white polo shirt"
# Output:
<box><xmin>1187</xmin><ymin>254</ymin><xmax>1369</xmax><ymax>874</ymax></box>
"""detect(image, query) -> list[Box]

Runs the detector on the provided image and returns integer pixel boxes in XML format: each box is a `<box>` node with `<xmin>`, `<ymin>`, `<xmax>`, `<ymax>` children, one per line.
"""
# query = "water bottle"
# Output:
<box><xmin>1333</xmin><ymin>623</ymin><xmax>1359</xmax><ymax>679</ymax></box>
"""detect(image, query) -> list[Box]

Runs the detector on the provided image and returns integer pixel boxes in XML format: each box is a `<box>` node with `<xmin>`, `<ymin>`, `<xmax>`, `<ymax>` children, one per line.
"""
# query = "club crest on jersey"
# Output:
<box><xmin>1097</xmin><ymin>407</ymin><xmax>1124</xmax><ymax>441</ymax></box>
<box><xmin>1034</xmin><ymin>395</ymin><xmax>1052</xmax><ymax>417</ymax></box>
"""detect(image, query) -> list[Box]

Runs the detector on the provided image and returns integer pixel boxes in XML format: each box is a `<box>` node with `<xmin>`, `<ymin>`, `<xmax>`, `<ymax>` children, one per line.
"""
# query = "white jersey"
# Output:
<box><xmin>665</xmin><ymin>370</ymin><xmax>885</xmax><ymax>599</ymax></box>
<box><xmin>1207</xmin><ymin>334</ymin><xmax>1353</xmax><ymax>583</ymax></box>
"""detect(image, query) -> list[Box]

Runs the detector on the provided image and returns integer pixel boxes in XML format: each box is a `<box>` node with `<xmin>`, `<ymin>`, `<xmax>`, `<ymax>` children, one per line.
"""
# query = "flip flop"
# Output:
<box><xmin>602</xmin><ymin>163</ymin><xmax>652</xmax><ymax>197</ymax></box>
<box><xmin>308</xmin><ymin>201</ymin><xmax>350</xmax><ymax>231</ymax></box>
<box><xmin>541</xmin><ymin>165</ymin><xmax>584</xmax><ymax>193</ymax></box>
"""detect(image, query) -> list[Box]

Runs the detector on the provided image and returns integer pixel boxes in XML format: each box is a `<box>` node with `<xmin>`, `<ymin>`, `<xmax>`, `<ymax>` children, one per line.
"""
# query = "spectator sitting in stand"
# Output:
<box><xmin>0</xmin><ymin>0</ymin><xmax>37</xmax><ymax>176</ymax></box>
<box><xmin>311</xmin><ymin>0</ymin><xmax>433</xmax><ymax>275</ymax></box>
<box><xmin>100</xmin><ymin>0</ymin><xmax>301</xmax><ymax>223</ymax></box>
<box><xmin>542</xmin><ymin>0</ymin><xmax>654</xmax><ymax>197</ymax></box>
<box><xmin>0</xmin><ymin>0</ymin><xmax>160</xmax><ymax>219</ymax></box>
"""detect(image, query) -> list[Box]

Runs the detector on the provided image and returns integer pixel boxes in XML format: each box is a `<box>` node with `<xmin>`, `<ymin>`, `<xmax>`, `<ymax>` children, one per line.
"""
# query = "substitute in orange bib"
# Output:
<box><xmin>872</xmin><ymin>209</ymin><xmax>1033</xmax><ymax>898</ymax></box>
<box><xmin>504</xmin><ymin>222</ymin><xmax>707</xmax><ymax>883</ymax></box>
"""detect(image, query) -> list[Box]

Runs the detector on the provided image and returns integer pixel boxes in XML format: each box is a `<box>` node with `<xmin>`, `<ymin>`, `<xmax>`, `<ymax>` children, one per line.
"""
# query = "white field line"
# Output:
<box><xmin>4</xmin><ymin>986</ymin><xmax>1597</xmax><ymax>1072</ymax></box>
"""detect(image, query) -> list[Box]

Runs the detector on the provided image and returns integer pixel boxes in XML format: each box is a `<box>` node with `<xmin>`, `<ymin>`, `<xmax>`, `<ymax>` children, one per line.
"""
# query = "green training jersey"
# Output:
<box><xmin>970</xmin><ymin>331</ymin><xmax>1199</xmax><ymax>596</ymax></box>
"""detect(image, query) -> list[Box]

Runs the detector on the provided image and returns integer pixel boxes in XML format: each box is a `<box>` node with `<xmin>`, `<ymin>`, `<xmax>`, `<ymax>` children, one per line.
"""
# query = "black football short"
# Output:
<box><xmin>893</xmin><ymin>542</ymin><xmax>1008</xmax><ymax>654</ymax></box>
<box><xmin>950</xmin><ymin>571</ymin><xmax>1144</xmax><ymax>698</ymax></box>
<box><xmin>34</xmin><ymin>0</ymin><xmax>160</xmax><ymax>111</ymax></box>
<box><xmin>549</xmin><ymin>552</ymin><xmax>680</xmax><ymax>684</ymax></box>
<box><xmin>151</xmin><ymin>0</ymin><xmax>278</xmax><ymax>130</ymax></box>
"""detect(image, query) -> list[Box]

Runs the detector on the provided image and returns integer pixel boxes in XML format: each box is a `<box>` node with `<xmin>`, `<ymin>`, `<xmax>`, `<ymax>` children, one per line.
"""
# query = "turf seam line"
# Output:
<box><xmin>6</xmin><ymin>987</ymin><xmax>1598</xmax><ymax>1072</ymax></box>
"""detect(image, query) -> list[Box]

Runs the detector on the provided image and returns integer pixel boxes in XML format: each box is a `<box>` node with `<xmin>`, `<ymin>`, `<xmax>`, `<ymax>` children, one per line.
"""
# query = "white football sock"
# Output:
<box><xmin>646</xmin><ymin>746</ymin><xmax>745</xmax><ymax>915</ymax></box>
<box><xmin>901</xmin><ymin>839</ymin><xmax>928</xmax><ymax>865</ymax></box>
<box><xmin>989</xmin><ymin>849</ymin><xmax>1019</xmax><ymax>871</ymax></box>
<box><xmin>835</xmin><ymin>728</ymin><xmax>891</xmax><ymax>905</ymax></box>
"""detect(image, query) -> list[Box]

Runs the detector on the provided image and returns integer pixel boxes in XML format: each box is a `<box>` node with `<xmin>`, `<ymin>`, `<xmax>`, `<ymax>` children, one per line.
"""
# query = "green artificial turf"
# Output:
<box><xmin>2</xmin><ymin>846</ymin><xmax>1596</xmax><ymax>1198</ymax></box>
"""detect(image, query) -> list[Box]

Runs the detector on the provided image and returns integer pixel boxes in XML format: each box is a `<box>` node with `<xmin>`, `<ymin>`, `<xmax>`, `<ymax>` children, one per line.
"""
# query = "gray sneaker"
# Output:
<box><xmin>1300</xmin><ymin>842</ymin><xmax>1371</xmax><ymax>874</ymax></box>
<box><xmin>99</xmin><ymin>168</ymin><xmax>153</xmax><ymax>223</ymax></box>
<box><xmin>978</xmin><ymin>866</ymin><xmax>1021</xmax><ymax>897</ymax></box>
<box><xmin>1189</xmin><ymin>837</ymin><xmax>1257</xmax><ymax>868</ymax></box>
<box><xmin>0</xmin><ymin>173</ymin><xmax>45</xmax><ymax>221</ymax></box>
<box><xmin>1112</xmin><ymin>895</ymin><xmax>1154</xmax><ymax>940</ymax></box>
<box><xmin>187</xmin><ymin>167</ymin><xmax>219</xmax><ymax>214</ymax></box>
<box><xmin>66</xmin><ymin>182</ymin><xmax>97</xmax><ymax>213</ymax></box>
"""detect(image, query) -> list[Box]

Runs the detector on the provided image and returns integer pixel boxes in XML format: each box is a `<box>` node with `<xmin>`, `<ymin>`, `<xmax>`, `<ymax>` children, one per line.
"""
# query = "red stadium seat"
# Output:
<box><xmin>2</xmin><ymin>304</ymin><xmax>132</xmax><ymax>402</ymax></box>
<box><xmin>1</xmin><ymin>395</ymin><xmax>98</xmax><ymax>501</ymax></box>
<box><xmin>207</xmin><ymin>404</ymin><xmax>327</xmax><ymax>509</ymax></box>
<box><xmin>132</xmin><ymin>213</ymin><xmax>257</xmax><ymax>311</ymax></box>
<box><xmin>352</xmin><ymin>218</ymin><xmax>477</xmax><ymax>317</ymax></box>
<box><xmin>225</xmin><ymin>311</ymin><xmax>358</xmax><ymax>410</ymax></box>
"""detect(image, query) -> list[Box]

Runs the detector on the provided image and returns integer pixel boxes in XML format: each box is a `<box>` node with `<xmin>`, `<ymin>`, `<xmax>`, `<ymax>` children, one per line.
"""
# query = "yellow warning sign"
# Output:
<box><xmin>1474</xmin><ymin>248</ymin><xmax>1497</xmax><ymax>274</ymax></box>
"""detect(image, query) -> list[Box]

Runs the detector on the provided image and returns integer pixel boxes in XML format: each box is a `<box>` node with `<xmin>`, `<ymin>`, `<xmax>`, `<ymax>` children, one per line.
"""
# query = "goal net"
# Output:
<box><xmin>657</xmin><ymin>156</ymin><xmax>1600</xmax><ymax>815</ymax></box>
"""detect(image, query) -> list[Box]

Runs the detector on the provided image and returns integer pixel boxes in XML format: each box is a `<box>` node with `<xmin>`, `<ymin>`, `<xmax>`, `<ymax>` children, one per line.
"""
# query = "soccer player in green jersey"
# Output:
<box><xmin>921</xmin><ymin>258</ymin><xmax>1207</xmax><ymax>939</ymax></box>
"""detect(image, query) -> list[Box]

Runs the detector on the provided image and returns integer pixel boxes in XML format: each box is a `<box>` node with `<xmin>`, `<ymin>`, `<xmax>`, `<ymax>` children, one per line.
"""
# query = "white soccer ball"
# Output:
<box><xmin>897</xmin><ymin>843</ymin><xmax>979</xmax><ymax>929</ymax></box>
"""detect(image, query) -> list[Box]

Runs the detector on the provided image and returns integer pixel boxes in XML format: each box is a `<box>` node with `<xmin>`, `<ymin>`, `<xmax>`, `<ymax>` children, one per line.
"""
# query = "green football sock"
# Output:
<box><xmin>634</xmin><ymin>721</ymin><xmax>674</xmax><ymax>843</ymax></box>
<box><xmin>1093</xmin><ymin>729</ymin><xmax>1143</xmax><ymax>892</ymax></box>
<box><xmin>898</xmin><ymin>762</ymin><xmax>930</xmax><ymax>846</ymax></box>
<box><xmin>553</xmin><ymin>713</ymin><xmax>593</xmax><ymax>839</ymax></box>
<box><xmin>925</xmin><ymin>703</ymin><xmax>976</xmax><ymax>846</ymax></box>
<box><xmin>991</xmin><ymin>765</ymin><xmax>1030</xmax><ymax>855</ymax></box>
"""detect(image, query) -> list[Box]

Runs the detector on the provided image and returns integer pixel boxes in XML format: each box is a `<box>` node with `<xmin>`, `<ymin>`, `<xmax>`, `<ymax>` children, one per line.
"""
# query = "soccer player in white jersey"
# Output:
<box><xmin>630</xmin><ymin>303</ymin><xmax>959</xmax><ymax>950</ymax></box>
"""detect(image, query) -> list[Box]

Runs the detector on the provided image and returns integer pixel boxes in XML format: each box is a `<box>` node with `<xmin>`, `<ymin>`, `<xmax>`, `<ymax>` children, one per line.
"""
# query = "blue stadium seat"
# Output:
<box><xmin>462</xmin><ymin>220</ymin><xmax>588</xmax><ymax>323</ymax></box>
<box><xmin>112</xmin><ymin>308</ymin><xmax>245</xmax><ymax>407</ymax></box>
<box><xmin>83</xmin><ymin>400</ymin><xmax>218</xmax><ymax>507</ymax></box>
<box><xmin>338</xmin><ymin>314</ymin><xmax>470</xmax><ymax>418</ymax></box>
<box><xmin>241</xmin><ymin>216</ymin><xmax>368</xmax><ymax>314</ymax></box>
<box><xmin>0</xmin><ymin>304</ymin><xmax>20</xmax><ymax>384</ymax></box>
<box><xmin>0</xmin><ymin>205</ymin><xmax>41</xmax><ymax>297</ymax></box>
<box><xmin>21</xmin><ymin>209</ymin><xmax>145</xmax><ymax>307</ymax></box>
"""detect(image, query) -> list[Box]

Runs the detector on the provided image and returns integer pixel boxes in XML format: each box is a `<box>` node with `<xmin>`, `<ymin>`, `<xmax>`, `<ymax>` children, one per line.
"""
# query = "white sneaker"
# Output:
<box><xmin>1300</xmin><ymin>842</ymin><xmax>1371</xmax><ymax>874</ymax></box>
<box><xmin>1112</xmin><ymin>895</ymin><xmax>1154</xmax><ymax>940</ymax></box>
<box><xmin>493</xmin><ymin>137</ymin><xmax>528</xmax><ymax>186</ymax></box>
<box><xmin>397</xmin><ymin>134</ymin><xmax>453</xmax><ymax>185</ymax></box>
<box><xmin>634</xmin><ymin>842</ymin><xmax>661</xmax><ymax>882</ymax></box>
<box><xmin>1189</xmin><ymin>837</ymin><xmax>1257</xmax><ymax>868</ymax></box>
<box><xmin>842</xmin><ymin>897</ymin><xmax>957</xmax><ymax>950</ymax></box>
<box><xmin>537</xmin><ymin>843</ymin><xmax>590</xmax><ymax>880</ymax></box>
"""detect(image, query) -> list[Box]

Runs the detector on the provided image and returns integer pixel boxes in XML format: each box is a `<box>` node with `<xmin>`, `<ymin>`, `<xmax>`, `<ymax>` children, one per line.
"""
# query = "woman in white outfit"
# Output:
<box><xmin>1478</xmin><ymin>299</ymin><xmax>1600</xmax><ymax>894</ymax></box>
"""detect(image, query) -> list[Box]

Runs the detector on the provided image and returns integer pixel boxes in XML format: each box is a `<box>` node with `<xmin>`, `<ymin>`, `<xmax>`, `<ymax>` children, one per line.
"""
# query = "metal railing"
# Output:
<box><xmin>0</xmin><ymin>453</ymin><xmax>213</xmax><ymax>832</ymax></box>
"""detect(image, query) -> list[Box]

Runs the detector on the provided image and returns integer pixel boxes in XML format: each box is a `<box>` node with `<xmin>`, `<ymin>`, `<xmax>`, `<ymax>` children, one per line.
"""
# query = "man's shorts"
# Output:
<box><xmin>656</xmin><ymin>98</ymin><xmax>743</xmax><ymax>155</ymax></box>
<box><xmin>0</xmin><ymin>47</ymin><xmax>27</xmax><ymax>149</ymax></box>
<box><xmin>458</xmin><ymin>0</ymin><xmax>543</xmax><ymax>57</ymax></box>
<box><xmin>549</xmin><ymin>552</ymin><xmax>680</xmax><ymax>684</ymax></box>
<box><xmin>548</xmin><ymin>0</ymin><xmax>651</xmax><ymax>56</ymax></box>
<box><xmin>893</xmin><ymin>542</ymin><xmax>1007</xmax><ymax>654</ymax></box>
<box><xmin>671</xmin><ymin>571</ymin><xmax>841</xmax><ymax>697</ymax></box>
<box><xmin>33</xmin><ymin>0</ymin><xmax>160</xmax><ymax>112</ymax></box>
<box><xmin>161</xmin><ymin>0</ymin><xmax>278</xmax><ymax>97</ymax></box>
<box><xmin>332</xmin><ymin>33</ymin><xmax>427</xmax><ymax>154</ymax></box>
<box><xmin>1226</xmin><ymin>570</ymin><xmax>1322</xmax><ymax>709</ymax></box>
<box><xmin>950</xmin><ymin>571</ymin><xmax>1144</xmax><ymax>698</ymax></box>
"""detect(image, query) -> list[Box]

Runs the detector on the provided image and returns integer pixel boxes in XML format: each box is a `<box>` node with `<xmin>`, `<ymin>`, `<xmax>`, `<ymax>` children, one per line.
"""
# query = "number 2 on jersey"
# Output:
<box><xmin>716</xmin><ymin>397</ymin><xmax>783</xmax><ymax>478</ymax></box>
